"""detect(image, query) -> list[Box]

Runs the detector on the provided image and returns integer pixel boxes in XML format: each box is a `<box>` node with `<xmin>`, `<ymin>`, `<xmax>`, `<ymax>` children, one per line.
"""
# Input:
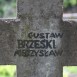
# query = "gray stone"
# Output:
<box><xmin>0</xmin><ymin>0</ymin><xmax>77</xmax><ymax>77</ymax></box>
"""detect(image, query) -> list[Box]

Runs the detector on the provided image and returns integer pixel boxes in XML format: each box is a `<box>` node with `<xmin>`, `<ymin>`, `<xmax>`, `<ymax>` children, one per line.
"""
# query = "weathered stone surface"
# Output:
<box><xmin>0</xmin><ymin>0</ymin><xmax>77</xmax><ymax>77</ymax></box>
<box><xmin>17</xmin><ymin>0</ymin><xmax>64</xmax><ymax>77</ymax></box>
<box><xmin>0</xmin><ymin>20</ymin><xmax>20</xmax><ymax>64</ymax></box>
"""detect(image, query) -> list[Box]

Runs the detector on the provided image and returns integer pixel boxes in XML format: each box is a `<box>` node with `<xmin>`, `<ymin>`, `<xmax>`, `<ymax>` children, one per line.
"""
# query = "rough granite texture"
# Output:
<box><xmin>0</xmin><ymin>0</ymin><xmax>77</xmax><ymax>77</ymax></box>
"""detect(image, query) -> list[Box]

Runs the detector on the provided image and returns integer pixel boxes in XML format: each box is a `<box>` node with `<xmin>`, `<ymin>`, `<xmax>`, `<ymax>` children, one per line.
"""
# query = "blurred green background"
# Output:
<box><xmin>63</xmin><ymin>0</ymin><xmax>77</xmax><ymax>13</ymax></box>
<box><xmin>0</xmin><ymin>0</ymin><xmax>16</xmax><ymax>18</ymax></box>
<box><xmin>63</xmin><ymin>66</ymin><xmax>77</xmax><ymax>77</ymax></box>
<box><xmin>64</xmin><ymin>0</ymin><xmax>77</xmax><ymax>8</ymax></box>
<box><xmin>0</xmin><ymin>65</ymin><xmax>16</xmax><ymax>77</ymax></box>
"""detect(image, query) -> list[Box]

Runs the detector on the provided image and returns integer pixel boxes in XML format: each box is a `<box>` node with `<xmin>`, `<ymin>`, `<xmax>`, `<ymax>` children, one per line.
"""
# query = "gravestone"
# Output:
<box><xmin>0</xmin><ymin>0</ymin><xmax>77</xmax><ymax>77</ymax></box>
